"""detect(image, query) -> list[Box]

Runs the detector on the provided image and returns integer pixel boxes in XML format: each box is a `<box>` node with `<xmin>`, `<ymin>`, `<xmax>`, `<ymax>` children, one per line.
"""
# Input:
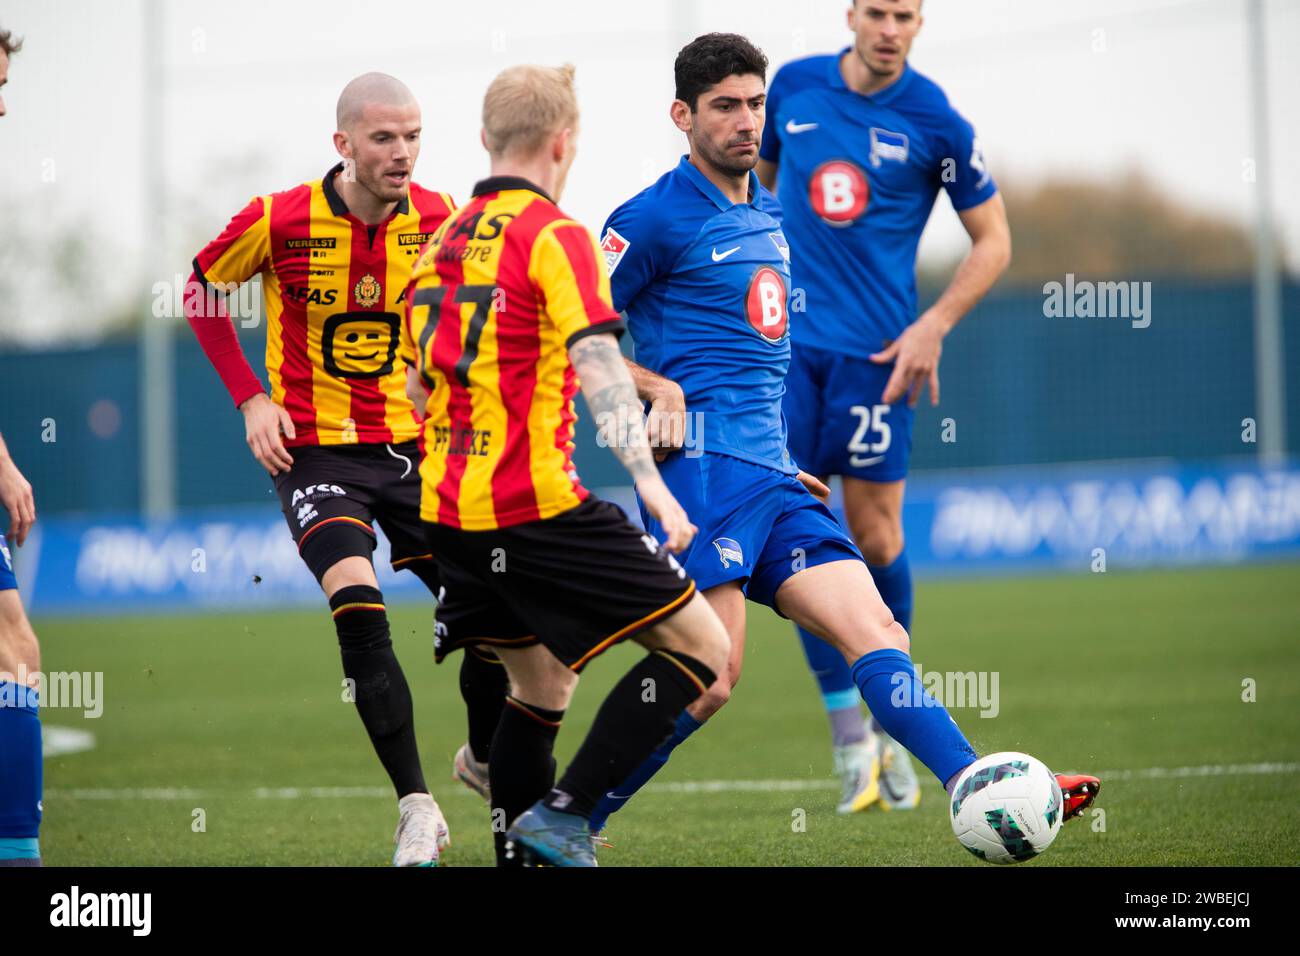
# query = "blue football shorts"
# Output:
<box><xmin>639</xmin><ymin>452</ymin><xmax>861</xmax><ymax>614</ymax></box>
<box><xmin>783</xmin><ymin>342</ymin><xmax>915</xmax><ymax>483</ymax></box>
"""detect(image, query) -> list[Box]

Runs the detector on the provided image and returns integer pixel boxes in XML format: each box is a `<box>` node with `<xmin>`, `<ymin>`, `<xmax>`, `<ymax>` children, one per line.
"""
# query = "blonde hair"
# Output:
<box><xmin>482</xmin><ymin>64</ymin><xmax>578</xmax><ymax>158</ymax></box>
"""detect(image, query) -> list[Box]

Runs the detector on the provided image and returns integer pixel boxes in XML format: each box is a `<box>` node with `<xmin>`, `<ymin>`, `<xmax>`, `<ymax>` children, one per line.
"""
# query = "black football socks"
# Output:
<box><xmin>330</xmin><ymin>586</ymin><xmax>427</xmax><ymax>798</ymax></box>
<box><xmin>460</xmin><ymin>648</ymin><xmax>509</xmax><ymax>763</ymax></box>
<box><xmin>545</xmin><ymin>650</ymin><xmax>716</xmax><ymax>820</ymax></box>
<box><xmin>490</xmin><ymin>696</ymin><xmax>565</xmax><ymax>865</ymax></box>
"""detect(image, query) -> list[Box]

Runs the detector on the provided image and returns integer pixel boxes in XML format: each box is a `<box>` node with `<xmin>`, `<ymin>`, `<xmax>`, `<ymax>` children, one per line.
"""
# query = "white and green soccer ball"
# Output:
<box><xmin>949</xmin><ymin>752</ymin><xmax>1063</xmax><ymax>864</ymax></box>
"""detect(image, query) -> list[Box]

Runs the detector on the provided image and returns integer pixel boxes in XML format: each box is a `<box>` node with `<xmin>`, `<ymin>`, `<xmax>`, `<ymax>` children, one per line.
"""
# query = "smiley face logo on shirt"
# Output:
<box><xmin>322</xmin><ymin>312</ymin><xmax>399</xmax><ymax>379</ymax></box>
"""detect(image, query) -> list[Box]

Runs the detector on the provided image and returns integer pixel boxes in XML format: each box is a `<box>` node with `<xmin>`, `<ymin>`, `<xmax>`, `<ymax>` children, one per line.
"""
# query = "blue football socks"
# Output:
<box><xmin>850</xmin><ymin>648</ymin><xmax>976</xmax><ymax>785</ymax></box>
<box><xmin>588</xmin><ymin>708</ymin><xmax>702</xmax><ymax>833</ymax></box>
<box><xmin>0</xmin><ymin>682</ymin><xmax>42</xmax><ymax>864</ymax></box>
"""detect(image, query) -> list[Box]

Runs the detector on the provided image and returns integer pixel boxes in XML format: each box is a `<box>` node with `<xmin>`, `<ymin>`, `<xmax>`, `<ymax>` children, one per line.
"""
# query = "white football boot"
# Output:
<box><xmin>877</xmin><ymin>731</ymin><xmax>921</xmax><ymax>811</ymax></box>
<box><xmin>392</xmin><ymin>792</ymin><xmax>451</xmax><ymax>867</ymax></box>
<box><xmin>833</xmin><ymin>730</ymin><xmax>882</xmax><ymax>814</ymax></box>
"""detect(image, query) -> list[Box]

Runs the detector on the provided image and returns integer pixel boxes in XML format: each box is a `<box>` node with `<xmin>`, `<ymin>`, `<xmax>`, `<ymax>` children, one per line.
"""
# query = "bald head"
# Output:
<box><xmin>331</xmin><ymin>72</ymin><xmax>422</xmax><ymax>216</ymax></box>
<box><xmin>336</xmin><ymin>72</ymin><xmax>417</xmax><ymax>132</ymax></box>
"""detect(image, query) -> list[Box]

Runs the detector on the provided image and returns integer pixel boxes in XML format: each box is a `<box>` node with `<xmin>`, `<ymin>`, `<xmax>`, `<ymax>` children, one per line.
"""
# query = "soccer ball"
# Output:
<box><xmin>949</xmin><ymin>752</ymin><xmax>1063</xmax><ymax>864</ymax></box>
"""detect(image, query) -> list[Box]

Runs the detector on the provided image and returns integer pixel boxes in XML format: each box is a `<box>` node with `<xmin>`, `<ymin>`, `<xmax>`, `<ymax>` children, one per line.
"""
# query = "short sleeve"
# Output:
<box><xmin>531</xmin><ymin>221</ymin><xmax>624</xmax><ymax>349</ymax></box>
<box><xmin>194</xmin><ymin>196</ymin><xmax>271</xmax><ymax>287</ymax></box>
<box><xmin>940</xmin><ymin>110</ymin><xmax>998</xmax><ymax>212</ymax></box>
<box><xmin>599</xmin><ymin>199</ymin><xmax>664</xmax><ymax>315</ymax></box>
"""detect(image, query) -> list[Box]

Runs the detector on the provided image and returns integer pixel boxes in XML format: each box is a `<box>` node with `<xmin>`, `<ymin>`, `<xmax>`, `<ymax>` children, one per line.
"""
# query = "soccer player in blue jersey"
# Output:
<box><xmin>756</xmin><ymin>0</ymin><xmax>1013</xmax><ymax>814</ymax></box>
<box><xmin>589</xmin><ymin>32</ymin><xmax>1098</xmax><ymax>843</ymax></box>
<box><xmin>0</xmin><ymin>426</ymin><xmax>43</xmax><ymax>867</ymax></box>
<box><xmin>0</xmin><ymin>32</ymin><xmax>43</xmax><ymax>869</ymax></box>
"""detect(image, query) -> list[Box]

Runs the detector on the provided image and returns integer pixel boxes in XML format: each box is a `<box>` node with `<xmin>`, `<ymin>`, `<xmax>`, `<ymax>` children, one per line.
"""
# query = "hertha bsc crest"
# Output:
<box><xmin>354</xmin><ymin>273</ymin><xmax>382</xmax><ymax>308</ymax></box>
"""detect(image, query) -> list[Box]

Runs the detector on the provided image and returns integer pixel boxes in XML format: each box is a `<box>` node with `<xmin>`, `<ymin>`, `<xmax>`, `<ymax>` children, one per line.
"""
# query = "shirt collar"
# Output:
<box><xmin>675</xmin><ymin>154</ymin><xmax>758</xmax><ymax>211</ymax></box>
<box><xmin>471</xmin><ymin>175</ymin><xmax>553</xmax><ymax>203</ymax></box>
<box><xmin>828</xmin><ymin>47</ymin><xmax>913</xmax><ymax>105</ymax></box>
<box><xmin>322</xmin><ymin>162</ymin><xmax>410</xmax><ymax>219</ymax></box>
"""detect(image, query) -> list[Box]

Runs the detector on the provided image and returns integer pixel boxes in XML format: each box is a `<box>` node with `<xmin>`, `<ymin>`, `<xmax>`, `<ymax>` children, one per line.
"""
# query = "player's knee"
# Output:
<box><xmin>0</xmin><ymin>594</ymin><xmax>39</xmax><ymax>675</ymax></box>
<box><xmin>879</xmin><ymin>618</ymin><xmax>910</xmax><ymax>655</ymax></box>
<box><xmin>692</xmin><ymin>674</ymin><xmax>732</xmax><ymax>718</ymax></box>
<box><xmin>826</xmin><ymin>600</ymin><xmax>908</xmax><ymax>661</ymax></box>
<box><xmin>510</xmin><ymin>671</ymin><xmax>577</xmax><ymax>712</ymax></box>
<box><xmin>726</xmin><ymin>654</ymin><xmax>743</xmax><ymax>693</ymax></box>
<box><xmin>329</xmin><ymin>585</ymin><xmax>392</xmax><ymax>655</ymax></box>
<box><xmin>640</xmin><ymin>594</ymin><xmax>730</xmax><ymax>677</ymax></box>
<box><xmin>304</xmin><ymin>524</ymin><xmax>377</xmax><ymax>591</ymax></box>
<box><xmin>854</xmin><ymin>523</ymin><xmax>904</xmax><ymax>566</ymax></box>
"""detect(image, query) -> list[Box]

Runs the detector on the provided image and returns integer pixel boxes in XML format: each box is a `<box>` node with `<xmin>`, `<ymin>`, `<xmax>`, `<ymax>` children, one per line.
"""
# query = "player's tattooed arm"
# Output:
<box><xmin>571</xmin><ymin>334</ymin><xmax>658</xmax><ymax>481</ymax></box>
<box><xmin>625</xmin><ymin>358</ymin><xmax>687</xmax><ymax>459</ymax></box>
<box><xmin>571</xmin><ymin>334</ymin><xmax>698</xmax><ymax>553</ymax></box>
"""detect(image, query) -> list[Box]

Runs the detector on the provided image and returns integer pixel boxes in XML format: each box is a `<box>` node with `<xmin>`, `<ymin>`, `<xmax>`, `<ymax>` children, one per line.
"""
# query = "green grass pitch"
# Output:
<box><xmin>33</xmin><ymin>562</ymin><xmax>1300</xmax><ymax>866</ymax></box>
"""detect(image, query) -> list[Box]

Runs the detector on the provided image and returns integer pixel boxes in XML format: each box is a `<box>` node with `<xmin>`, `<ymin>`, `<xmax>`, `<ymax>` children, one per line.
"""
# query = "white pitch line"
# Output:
<box><xmin>42</xmin><ymin>761</ymin><xmax>1300</xmax><ymax>802</ymax></box>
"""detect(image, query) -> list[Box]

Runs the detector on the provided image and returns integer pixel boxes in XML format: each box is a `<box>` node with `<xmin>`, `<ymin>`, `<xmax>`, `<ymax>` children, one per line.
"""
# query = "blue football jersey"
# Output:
<box><xmin>602</xmin><ymin>156</ymin><xmax>798</xmax><ymax>475</ymax></box>
<box><xmin>761</xmin><ymin>52</ymin><xmax>998</xmax><ymax>358</ymax></box>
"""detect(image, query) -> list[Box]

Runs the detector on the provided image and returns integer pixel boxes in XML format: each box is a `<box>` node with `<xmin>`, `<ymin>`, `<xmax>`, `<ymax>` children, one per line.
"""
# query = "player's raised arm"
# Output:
<box><xmin>569</xmin><ymin>333</ymin><xmax>695</xmax><ymax>553</ymax></box>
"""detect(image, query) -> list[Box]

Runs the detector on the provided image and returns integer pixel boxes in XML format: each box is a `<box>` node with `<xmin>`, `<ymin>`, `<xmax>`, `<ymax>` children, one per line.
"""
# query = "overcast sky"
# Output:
<box><xmin>1</xmin><ymin>0</ymin><xmax>1297</xmax><ymax>343</ymax></box>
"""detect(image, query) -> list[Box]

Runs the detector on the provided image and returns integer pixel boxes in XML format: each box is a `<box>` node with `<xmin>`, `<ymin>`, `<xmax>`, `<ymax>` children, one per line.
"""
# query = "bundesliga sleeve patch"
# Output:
<box><xmin>600</xmin><ymin>227</ymin><xmax>629</xmax><ymax>276</ymax></box>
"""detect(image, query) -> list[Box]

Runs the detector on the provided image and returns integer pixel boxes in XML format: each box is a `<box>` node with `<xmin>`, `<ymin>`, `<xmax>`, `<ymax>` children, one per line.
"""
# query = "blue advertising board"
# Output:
<box><xmin>13</xmin><ymin>461</ymin><xmax>1299</xmax><ymax>617</ymax></box>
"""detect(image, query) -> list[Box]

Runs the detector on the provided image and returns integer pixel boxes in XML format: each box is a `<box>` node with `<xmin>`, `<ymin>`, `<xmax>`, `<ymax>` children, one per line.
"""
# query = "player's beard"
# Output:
<box><xmin>357</xmin><ymin>165</ymin><xmax>408</xmax><ymax>205</ymax></box>
<box><xmin>696</xmin><ymin>133</ymin><xmax>759</xmax><ymax>179</ymax></box>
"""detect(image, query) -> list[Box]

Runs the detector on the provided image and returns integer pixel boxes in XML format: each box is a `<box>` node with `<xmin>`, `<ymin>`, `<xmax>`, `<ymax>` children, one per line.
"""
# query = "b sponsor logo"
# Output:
<box><xmin>810</xmin><ymin>160</ymin><xmax>868</xmax><ymax>226</ymax></box>
<box><xmin>744</xmin><ymin>266</ymin><xmax>788</xmax><ymax>342</ymax></box>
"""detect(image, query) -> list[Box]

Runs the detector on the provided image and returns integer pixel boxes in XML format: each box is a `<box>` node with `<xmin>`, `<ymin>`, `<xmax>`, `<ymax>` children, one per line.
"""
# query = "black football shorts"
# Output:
<box><xmin>423</xmin><ymin>497</ymin><xmax>697</xmax><ymax>673</ymax></box>
<box><xmin>272</xmin><ymin>441</ymin><xmax>434</xmax><ymax>582</ymax></box>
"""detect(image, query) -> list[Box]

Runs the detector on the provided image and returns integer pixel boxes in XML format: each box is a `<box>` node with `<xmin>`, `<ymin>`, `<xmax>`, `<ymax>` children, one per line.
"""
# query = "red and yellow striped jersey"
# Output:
<box><xmin>400</xmin><ymin>176</ymin><xmax>624</xmax><ymax>530</ymax></box>
<box><xmin>194</xmin><ymin>164</ymin><xmax>455</xmax><ymax>447</ymax></box>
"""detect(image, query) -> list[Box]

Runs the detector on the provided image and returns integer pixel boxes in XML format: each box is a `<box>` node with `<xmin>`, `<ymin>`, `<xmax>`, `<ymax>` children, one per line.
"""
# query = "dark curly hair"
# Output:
<box><xmin>0</xmin><ymin>28</ymin><xmax>23</xmax><ymax>57</ymax></box>
<box><xmin>674</xmin><ymin>33</ymin><xmax>768</xmax><ymax>112</ymax></box>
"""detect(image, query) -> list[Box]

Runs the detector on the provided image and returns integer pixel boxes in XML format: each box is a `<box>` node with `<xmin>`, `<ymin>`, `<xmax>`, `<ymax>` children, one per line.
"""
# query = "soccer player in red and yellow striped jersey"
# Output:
<box><xmin>183</xmin><ymin>73</ymin><xmax>505</xmax><ymax>867</ymax></box>
<box><xmin>401</xmin><ymin>172</ymin><xmax>620</xmax><ymax>530</ymax></box>
<box><xmin>400</xmin><ymin>63</ymin><xmax>730</xmax><ymax>866</ymax></box>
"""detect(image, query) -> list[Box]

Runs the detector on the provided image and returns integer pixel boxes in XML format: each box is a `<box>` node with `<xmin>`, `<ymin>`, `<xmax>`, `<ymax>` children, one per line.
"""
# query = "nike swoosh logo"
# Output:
<box><xmin>785</xmin><ymin>120</ymin><xmax>819</xmax><ymax>134</ymax></box>
<box><xmin>849</xmin><ymin>455</ymin><xmax>885</xmax><ymax>468</ymax></box>
<box><xmin>712</xmin><ymin>246</ymin><xmax>741</xmax><ymax>262</ymax></box>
